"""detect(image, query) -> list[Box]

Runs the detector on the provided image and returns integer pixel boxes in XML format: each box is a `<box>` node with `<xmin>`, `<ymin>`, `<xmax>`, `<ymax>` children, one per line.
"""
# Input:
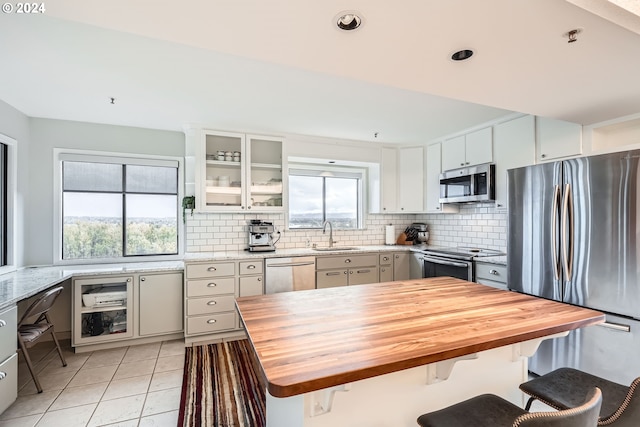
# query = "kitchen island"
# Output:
<box><xmin>236</xmin><ymin>277</ymin><xmax>604</xmax><ymax>427</ymax></box>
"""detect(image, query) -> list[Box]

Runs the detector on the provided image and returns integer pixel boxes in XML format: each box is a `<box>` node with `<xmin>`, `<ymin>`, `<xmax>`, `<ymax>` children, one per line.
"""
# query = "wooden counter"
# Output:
<box><xmin>236</xmin><ymin>277</ymin><xmax>604</xmax><ymax>399</ymax></box>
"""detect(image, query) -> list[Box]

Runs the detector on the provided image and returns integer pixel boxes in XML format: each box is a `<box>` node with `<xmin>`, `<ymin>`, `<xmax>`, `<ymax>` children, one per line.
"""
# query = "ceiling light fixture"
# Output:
<box><xmin>451</xmin><ymin>49</ymin><xmax>474</xmax><ymax>61</ymax></box>
<box><xmin>564</xmin><ymin>28</ymin><xmax>583</xmax><ymax>43</ymax></box>
<box><xmin>335</xmin><ymin>11</ymin><xmax>363</xmax><ymax>31</ymax></box>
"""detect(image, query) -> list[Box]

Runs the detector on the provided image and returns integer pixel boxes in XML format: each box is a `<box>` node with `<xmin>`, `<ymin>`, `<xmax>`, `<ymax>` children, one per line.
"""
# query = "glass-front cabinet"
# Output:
<box><xmin>200</xmin><ymin>130</ymin><xmax>284</xmax><ymax>212</ymax></box>
<box><xmin>73</xmin><ymin>276</ymin><xmax>133</xmax><ymax>345</ymax></box>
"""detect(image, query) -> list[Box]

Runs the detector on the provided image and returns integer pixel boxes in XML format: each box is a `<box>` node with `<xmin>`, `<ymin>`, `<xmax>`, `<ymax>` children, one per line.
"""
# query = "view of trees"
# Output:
<box><xmin>63</xmin><ymin>217</ymin><xmax>177</xmax><ymax>259</ymax></box>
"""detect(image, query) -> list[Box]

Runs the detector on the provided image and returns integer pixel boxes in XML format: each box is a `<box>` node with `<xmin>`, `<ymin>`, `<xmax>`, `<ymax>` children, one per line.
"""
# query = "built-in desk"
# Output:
<box><xmin>237</xmin><ymin>277</ymin><xmax>604</xmax><ymax>427</ymax></box>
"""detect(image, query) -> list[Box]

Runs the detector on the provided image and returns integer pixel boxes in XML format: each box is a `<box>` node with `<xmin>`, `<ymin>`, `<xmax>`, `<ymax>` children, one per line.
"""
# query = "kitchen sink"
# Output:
<box><xmin>312</xmin><ymin>246</ymin><xmax>358</xmax><ymax>251</ymax></box>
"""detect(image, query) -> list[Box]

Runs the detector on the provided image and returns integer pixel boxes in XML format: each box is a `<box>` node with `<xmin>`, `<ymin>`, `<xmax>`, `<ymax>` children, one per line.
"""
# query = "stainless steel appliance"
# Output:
<box><xmin>508</xmin><ymin>150</ymin><xmax>640</xmax><ymax>385</ymax></box>
<box><xmin>439</xmin><ymin>163</ymin><xmax>495</xmax><ymax>204</ymax></box>
<box><xmin>421</xmin><ymin>246</ymin><xmax>504</xmax><ymax>281</ymax></box>
<box><xmin>265</xmin><ymin>257</ymin><xmax>316</xmax><ymax>294</ymax></box>
<box><xmin>412</xmin><ymin>223</ymin><xmax>429</xmax><ymax>244</ymax></box>
<box><xmin>247</xmin><ymin>220</ymin><xmax>276</xmax><ymax>252</ymax></box>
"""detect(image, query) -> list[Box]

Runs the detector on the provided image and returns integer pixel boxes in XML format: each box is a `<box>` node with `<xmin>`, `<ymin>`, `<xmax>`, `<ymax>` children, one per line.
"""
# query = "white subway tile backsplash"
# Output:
<box><xmin>185</xmin><ymin>203</ymin><xmax>508</xmax><ymax>253</ymax></box>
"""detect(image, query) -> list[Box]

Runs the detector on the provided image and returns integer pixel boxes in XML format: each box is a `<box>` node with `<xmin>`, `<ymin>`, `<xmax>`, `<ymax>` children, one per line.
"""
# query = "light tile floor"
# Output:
<box><xmin>0</xmin><ymin>339</ymin><xmax>185</xmax><ymax>427</ymax></box>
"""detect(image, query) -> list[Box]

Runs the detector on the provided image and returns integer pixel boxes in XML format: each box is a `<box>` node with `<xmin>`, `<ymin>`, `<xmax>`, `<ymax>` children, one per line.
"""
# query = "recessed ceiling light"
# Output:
<box><xmin>451</xmin><ymin>49</ymin><xmax>474</xmax><ymax>61</ymax></box>
<box><xmin>335</xmin><ymin>11</ymin><xmax>363</xmax><ymax>31</ymax></box>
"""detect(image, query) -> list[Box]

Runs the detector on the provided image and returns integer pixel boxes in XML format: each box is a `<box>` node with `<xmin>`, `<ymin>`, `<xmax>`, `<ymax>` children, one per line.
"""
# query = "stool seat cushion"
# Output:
<box><xmin>417</xmin><ymin>394</ymin><xmax>528</xmax><ymax>427</ymax></box>
<box><xmin>19</xmin><ymin>323</ymin><xmax>53</xmax><ymax>344</ymax></box>
<box><xmin>520</xmin><ymin>368</ymin><xmax>627</xmax><ymax>419</ymax></box>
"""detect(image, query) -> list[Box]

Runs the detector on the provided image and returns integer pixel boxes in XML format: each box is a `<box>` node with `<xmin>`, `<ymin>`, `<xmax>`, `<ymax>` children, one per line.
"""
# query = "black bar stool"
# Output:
<box><xmin>520</xmin><ymin>367</ymin><xmax>640</xmax><ymax>426</ymax></box>
<box><xmin>17</xmin><ymin>286</ymin><xmax>68</xmax><ymax>393</ymax></box>
<box><xmin>416</xmin><ymin>387</ymin><xmax>602</xmax><ymax>427</ymax></box>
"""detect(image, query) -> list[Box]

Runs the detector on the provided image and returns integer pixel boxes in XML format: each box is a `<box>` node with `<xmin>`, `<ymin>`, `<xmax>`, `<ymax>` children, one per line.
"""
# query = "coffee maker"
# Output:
<box><xmin>247</xmin><ymin>220</ymin><xmax>276</xmax><ymax>252</ymax></box>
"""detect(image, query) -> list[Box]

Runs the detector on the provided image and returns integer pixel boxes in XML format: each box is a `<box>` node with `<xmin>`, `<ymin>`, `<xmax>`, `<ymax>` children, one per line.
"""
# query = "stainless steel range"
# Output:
<box><xmin>420</xmin><ymin>246</ymin><xmax>504</xmax><ymax>282</ymax></box>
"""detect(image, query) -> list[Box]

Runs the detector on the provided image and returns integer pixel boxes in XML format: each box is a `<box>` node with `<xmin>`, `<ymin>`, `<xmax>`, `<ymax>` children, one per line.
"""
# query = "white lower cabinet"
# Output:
<box><xmin>393</xmin><ymin>252</ymin><xmax>410</xmax><ymax>281</ymax></box>
<box><xmin>475</xmin><ymin>262</ymin><xmax>507</xmax><ymax>290</ymax></box>
<box><xmin>184</xmin><ymin>258</ymin><xmax>264</xmax><ymax>342</ymax></box>
<box><xmin>138</xmin><ymin>272</ymin><xmax>183</xmax><ymax>336</ymax></box>
<box><xmin>379</xmin><ymin>254</ymin><xmax>394</xmax><ymax>282</ymax></box>
<box><xmin>0</xmin><ymin>306</ymin><xmax>17</xmax><ymax>414</ymax></box>
<box><xmin>73</xmin><ymin>272</ymin><xmax>183</xmax><ymax>350</ymax></box>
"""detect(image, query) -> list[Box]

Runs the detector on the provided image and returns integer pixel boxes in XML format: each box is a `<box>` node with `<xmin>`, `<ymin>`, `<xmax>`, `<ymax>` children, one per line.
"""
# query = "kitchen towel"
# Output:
<box><xmin>385</xmin><ymin>225</ymin><xmax>395</xmax><ymax>245</ymax></box>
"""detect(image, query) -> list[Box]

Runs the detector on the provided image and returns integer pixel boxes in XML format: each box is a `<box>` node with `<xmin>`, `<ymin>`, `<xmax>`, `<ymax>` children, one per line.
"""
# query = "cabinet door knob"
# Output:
<box><xmin>207</xmin><ymin>266</ymin><xmax>217</xmax><ymax>272</ymax></box>
<box><xmin>126</xmin><ymin>278</ymin><xmax>131</xmax><ymax>282</ymax></box>
<box><xmin>541</xmin><ymin>154</ymin><xmax>547</xmax><ymax>158</ymax></box>
<box><xmin>0</xmin><ymin>320</ymin><xmax>6</xmax><ymax>327</ymax></box>
<box><xmin>257</xmin><ymin>277</ymin><xmax>262</xmax><ymax>281</ymax></box>
<box><xmin>345</xmin><ymin>259</ymin><xmax>351</xmax><ymax>263</ymax></box>
<box><xmin>207</xmin><ymin>319</ymin><xmax>217</xmax><ymax>324</ymax></box>
<box><xmin>140</xmin><ymin>277</ymin><xmax>146</xmax><ymax>282</ymax></box>
<box><xmin>460</xmin><ymin>163</ymin><xmax>464</xmax><ymax>166</ymax></box>
<box><xmin>383</xmin><ymin>256</ymin><xmax>389</xmax><ymax>261</ymax></box>
<box><xmin>207</xmin><ymin>282</ymin><xmax>217</xmax><ymax>287</ymax></box>
<box><xmin>489</xmin><ymin>269</ymin><xmax>499</xmax><ymax>275</ymax></box>
<box><xmin>395</xmin><ymin>255</ymin><xmax>399</xmax><ymax>259</ymax></box>
<box><xmin>0</xmin><ymin>372</ymin><xmax>6</xmax><ymax>380</ymax></box>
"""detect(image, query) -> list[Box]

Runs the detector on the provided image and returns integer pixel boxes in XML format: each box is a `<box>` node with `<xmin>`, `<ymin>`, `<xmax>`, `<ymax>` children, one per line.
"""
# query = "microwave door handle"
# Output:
<box><xmin>423</xmin><ymin>256</ymin><xmax>469</xmax><ymax>268</ymax></box>
<box><xmin>551</xmin><ymin>184</ymin><xmax>561</xmax><ymax>281</ymax></box>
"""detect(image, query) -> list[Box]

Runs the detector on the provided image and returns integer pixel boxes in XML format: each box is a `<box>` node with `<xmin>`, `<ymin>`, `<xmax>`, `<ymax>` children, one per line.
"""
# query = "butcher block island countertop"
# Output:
<box><xmin>236</xmin><ymin>277</ymin><xmax>604</xmax><ymax>399</ymax></box>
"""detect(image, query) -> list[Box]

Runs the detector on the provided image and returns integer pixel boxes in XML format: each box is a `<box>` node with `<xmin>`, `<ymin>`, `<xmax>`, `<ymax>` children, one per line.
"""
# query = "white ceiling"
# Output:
<box><xmin>1</xmin><ymin>0</ymin><xmax>640</xmax><ymax>144</ymax></box>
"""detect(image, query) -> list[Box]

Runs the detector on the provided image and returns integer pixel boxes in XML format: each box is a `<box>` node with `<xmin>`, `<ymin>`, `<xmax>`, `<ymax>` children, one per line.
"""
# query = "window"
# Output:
<box><xmin>0</xmin><ymin>142</ymin><xmax>7</xmax><ymax>266</ymax></box>
<box><xmin>59</xmin><ymin>154</ymin><xmax>180</xmax><ymax>261</ymax></box>
<box><xmin>288</xmin><ymin>167</ymin><xmax>363</xmax><ymax>229</ymax></box>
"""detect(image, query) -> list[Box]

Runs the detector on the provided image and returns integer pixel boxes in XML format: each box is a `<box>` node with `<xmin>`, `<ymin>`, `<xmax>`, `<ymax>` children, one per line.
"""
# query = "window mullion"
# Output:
<box><xmin>122</xmin><ymin>165</ymin><xmax>127</xmax><ymax>257</ymax></box>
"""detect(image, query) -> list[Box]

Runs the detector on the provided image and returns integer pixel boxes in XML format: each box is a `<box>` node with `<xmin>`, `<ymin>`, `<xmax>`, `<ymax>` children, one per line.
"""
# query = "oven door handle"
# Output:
<box><xmin>423</xmin><ymin>256</ymin><xmax>470</xmax><ymax>268</ymax></box>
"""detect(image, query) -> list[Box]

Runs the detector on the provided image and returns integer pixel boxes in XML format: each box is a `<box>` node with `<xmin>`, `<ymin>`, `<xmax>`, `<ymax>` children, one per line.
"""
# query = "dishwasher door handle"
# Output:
<box><xmin>267</xmin><ymin>262</ymin><xmax>315</xmax><ymax>267</ymax></box>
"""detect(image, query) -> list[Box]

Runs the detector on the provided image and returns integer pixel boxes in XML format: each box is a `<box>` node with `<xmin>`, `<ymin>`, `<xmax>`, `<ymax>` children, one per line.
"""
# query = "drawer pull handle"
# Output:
<box><xmin>489</xmin><ymin>269</ymin><xmax>499</xmax><ymax>275</ymax></box>
<box><xmin>207</xmin><ymin>283</ymin><xmax>217</xmax><ymax>287</ymax></box>
<box><xmin>246</xmin><ymin>264</ymin><xmax>256</xmax><ymax>269</ymax></box>
<box><xmin>207</xmin><ymin>266</ymin><xmax>217</xmax><ymax>272</ymax></box>
<box><xmin>207</xmin><ymin>319</ymin><xmax>217</xmax><ymax>324</ymax></box>
<box><xmin>0</xmin><ymin>320</ymin><xmax>6</xmax><ymax>327</ymax></box>
<box><xmin>357</xmin><ymin>269</ymin><xmax>370</xmax><ymax>274</ymax></box>
<box><xmin>0</xmin><ymin>372</ymin><xmax>6</xmax><ymax>380</ymax></box>
<box><xmin>207</xmin><ymin>301</ymin><xmax>217</xmax><ymax>306</ymax></box>
<box><xmin>345</xmin><ymin>259</ymin><xmax>352</xmax><ymax>263</ymax></box>
<box><xmin>327</xmin><ymin>272</ymin><xmax>341</xmax><ymax>276</ymax></box>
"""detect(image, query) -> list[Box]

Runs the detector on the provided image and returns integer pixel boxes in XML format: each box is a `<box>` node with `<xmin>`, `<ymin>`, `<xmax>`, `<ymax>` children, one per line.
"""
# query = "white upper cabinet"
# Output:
<box><xmin>536</xmin><ymin>117</ymin><xmax>582</xmax><ymax>162</ymax></box>
<box><xmin>199</xmin><ymin>130</ymin><xmax>285</xmax><ymax>212</ymax></box>
<box><xmin>493</xmin><ymin>115</ymin><xmax>535</xmax><ymax>209</ymax></box>
<box><xmin>426</xmin><ymin>143</ymin><xmax>458</xmax><ymax>214</ymax></box>
<box><xmin>379</xmin><ymin>146</ymin><xmax>424</xmax><ymax>213</ymax></box>
<box><xmin>442</xmin><ymin>127</ymin><xmax>493</xmax><ymax>171</ymax></box>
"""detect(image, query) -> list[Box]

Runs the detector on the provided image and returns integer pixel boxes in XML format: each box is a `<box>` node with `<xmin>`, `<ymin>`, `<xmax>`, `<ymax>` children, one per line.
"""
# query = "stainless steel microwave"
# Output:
<box><xmin>439</xmin><ymin>163</ymin><xmax>495</xmax><ymax>203</ymax></box>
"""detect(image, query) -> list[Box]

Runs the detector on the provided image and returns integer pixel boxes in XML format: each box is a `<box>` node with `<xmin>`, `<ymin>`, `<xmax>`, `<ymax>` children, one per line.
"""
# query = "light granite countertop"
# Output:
<box><xmin>0</xmin><ymin>261</ymin><xmax>184</xmax><ymax>310</ymax></box>
<box><xmin>1</xmin><ymin>244</ymin><xmax>508</xmax><ymax>310</ymax></box>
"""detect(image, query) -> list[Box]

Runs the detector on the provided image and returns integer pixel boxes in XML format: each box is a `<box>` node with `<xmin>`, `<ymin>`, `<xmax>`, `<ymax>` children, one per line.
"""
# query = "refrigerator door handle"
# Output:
<box><xmin>561</xmin><ymin>184</ymin><xmax>574</xmax><ymax>282</ymax></box>
<box><xmin>597</xmin><ymin>321</ymin><xmax>631</xmax><ymax>333</ymax></box>
<box><xmin>551</xmin><ymin>184</ymin><xmax>561</xmax><ymax>281</ymax></box>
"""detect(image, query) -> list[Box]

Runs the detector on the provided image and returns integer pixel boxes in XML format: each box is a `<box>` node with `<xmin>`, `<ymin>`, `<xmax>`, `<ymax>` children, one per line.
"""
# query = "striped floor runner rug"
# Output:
<box><xmin>179</xmin><ymin>339</ymin><xmax>266</xmax><ymax>427</ymax></box>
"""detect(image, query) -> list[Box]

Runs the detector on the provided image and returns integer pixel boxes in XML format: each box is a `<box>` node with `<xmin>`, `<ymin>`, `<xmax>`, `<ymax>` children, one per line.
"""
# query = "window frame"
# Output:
<box><xmin>53</xmin><ymin>149</ymin><xmax>184</xmax><ymax>265</ymax></box>
<box><xmin>287</xmin><ymin>164</ymin><xmax>365</xmax><ymax>230</ymax></box>
<box><xmin>0</xmin><ymin>133</ymin><xmax>16</xmax><ymax>275</ymax></box>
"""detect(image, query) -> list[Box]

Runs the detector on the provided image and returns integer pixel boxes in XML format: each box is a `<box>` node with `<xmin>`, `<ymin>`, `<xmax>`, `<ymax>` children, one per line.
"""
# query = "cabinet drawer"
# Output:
<box><xmin>0</xmin><ymin>306</ymin><xmax>17</xmax><ymax>361</ymax></box>
<box><xmin>475</xmin><ymin>263</ymin><xmax>507</xmax><ymax>284</ymax></box>
<box><xmin>316</xmin><ymin>270</ymin><xmax>348</xmax><ymax>289</ymax></box>
<box><xmin>187</xmin><ymin>295</ymin><xmax>237</xmax><ymax>316</ymax></box>
<box><xmin>239</xmin><ymin>260</ymin><xmax>263</xmax><ymax>275</ymax></box>
<box><xmin>186</xmin><ymin>277</ymin><xmax>236</xmax><ymax>297</ymax></box>
<box><xmin>187</xmin><ymin>312</ymin><xmax>237</xmax><ymax>335</ymax></box>
<box><xmin>186</xmin><ymin>262</ymin><xmax>235</xmax><ymax>279</ymax></box>
<box><xmin>0</xmin><ymin>353</ymin><xmax>17</xmax><ymax>414</ymax></box>
<box><xmin>478</xmin><ymin>279</ymin><xmax>508</xmax><ymax>291</ymax></box>
<box><xmin>379</xmin><ymin>254</ymin><xmax>393</xmax><ymax>265</ymax></box>
<box><xmin>317</xmin><ymin>254</ymin><xmax>378</xmax><ymax>270</ymax></box>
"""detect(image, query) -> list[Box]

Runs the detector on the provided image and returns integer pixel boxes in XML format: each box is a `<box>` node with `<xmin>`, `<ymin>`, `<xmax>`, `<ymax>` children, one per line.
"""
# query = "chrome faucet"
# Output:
<box><xmin>322</xmin><ymin>220</ymin><xmax>334</xmax><ymax>248</ymax></box>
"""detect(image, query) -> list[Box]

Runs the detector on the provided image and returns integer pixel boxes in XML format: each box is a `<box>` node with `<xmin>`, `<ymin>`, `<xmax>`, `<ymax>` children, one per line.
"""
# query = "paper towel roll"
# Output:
<box><xmin>385</xmin><ymin>225</ymin><xmax>396</xmax><ymax>245</ymax></box>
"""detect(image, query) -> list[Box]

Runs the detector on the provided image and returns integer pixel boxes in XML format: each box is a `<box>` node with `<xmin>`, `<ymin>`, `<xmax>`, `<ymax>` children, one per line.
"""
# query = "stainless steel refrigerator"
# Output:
<box><xmin>507</xmin><ymin>150</ymin><xmax>640</xmax><ymax>386</ymax></box>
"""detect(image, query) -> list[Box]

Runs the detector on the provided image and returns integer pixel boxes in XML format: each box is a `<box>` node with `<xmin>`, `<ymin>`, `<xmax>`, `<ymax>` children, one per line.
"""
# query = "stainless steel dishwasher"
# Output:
<box><xmin>265</xmin><ymin>256</ymin><xmax>316</xmax><ymax>294</ymax></box>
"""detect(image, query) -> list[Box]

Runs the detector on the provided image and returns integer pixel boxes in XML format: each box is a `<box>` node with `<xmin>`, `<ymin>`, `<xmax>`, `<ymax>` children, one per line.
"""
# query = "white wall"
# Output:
<box><xmin>0</xmin><ymin>99</ymin><xmax>30</xmax><ymax>267</ymax></box>
<box><xmin>26</xmin><ymin>118</ymin><xmax>185</xmax><ymax>265</ymax></box>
